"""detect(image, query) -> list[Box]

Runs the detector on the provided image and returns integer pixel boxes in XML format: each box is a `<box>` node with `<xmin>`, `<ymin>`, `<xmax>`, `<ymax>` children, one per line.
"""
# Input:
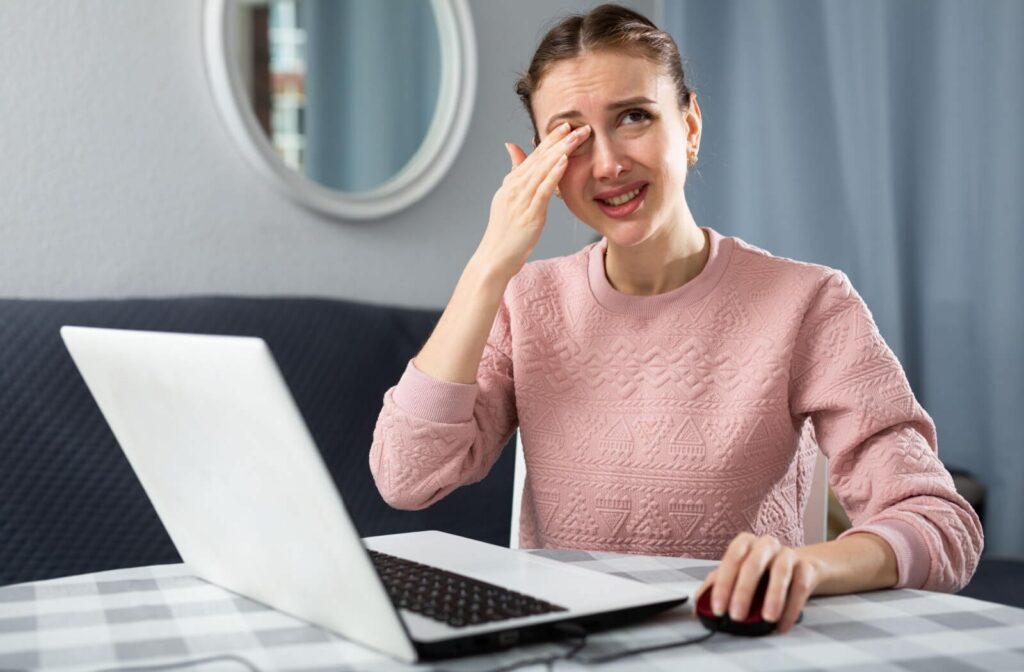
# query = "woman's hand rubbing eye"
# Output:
<box><xmin>473</xmin><ymin>122</ymin><xmax>588</xmax><ymax>282</ymax></box>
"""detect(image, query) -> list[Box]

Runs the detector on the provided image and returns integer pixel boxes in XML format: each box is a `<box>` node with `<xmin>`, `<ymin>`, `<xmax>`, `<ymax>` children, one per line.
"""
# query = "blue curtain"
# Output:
<box><xmin>302</xmin><ymin>0</ymin><xmax>440</xmax><ymax>192</ymax></box>
<box><xmin>664</xmin><ymin>0</ymin><xmax>1024</xmax><ymax>555</ymax></box>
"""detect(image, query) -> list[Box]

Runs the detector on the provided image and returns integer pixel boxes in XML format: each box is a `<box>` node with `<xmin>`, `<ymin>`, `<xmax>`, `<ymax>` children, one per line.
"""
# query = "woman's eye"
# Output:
<box><xmin>621</xmin><ymin>109</ymin><xmax>652</xmax><ymax>125</ymax></box>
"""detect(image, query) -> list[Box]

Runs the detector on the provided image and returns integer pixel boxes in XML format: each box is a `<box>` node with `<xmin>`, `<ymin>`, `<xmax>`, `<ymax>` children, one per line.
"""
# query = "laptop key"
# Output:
<box><xmin>369</xmin><ymin>550</ymin><xmax>567</xmax><ymax>629</ymax></box>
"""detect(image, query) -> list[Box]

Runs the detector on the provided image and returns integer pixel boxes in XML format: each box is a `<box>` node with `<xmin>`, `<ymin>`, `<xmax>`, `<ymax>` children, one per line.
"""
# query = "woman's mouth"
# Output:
<box><xmin>594</xmin><ymin>183</ymin><xmax>648</xmax><ymax>218</ymax></box>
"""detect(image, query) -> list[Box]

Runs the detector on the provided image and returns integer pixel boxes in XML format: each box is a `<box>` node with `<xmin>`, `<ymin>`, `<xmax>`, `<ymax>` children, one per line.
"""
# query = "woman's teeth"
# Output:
<box><xmin>603</xmin><ymin>187</ymin><xmax>642</xmax><ymax>206</ymax></box>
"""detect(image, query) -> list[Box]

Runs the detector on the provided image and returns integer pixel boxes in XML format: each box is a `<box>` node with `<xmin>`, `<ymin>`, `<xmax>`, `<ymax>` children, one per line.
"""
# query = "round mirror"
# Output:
<box><xmin>204</xmin><ymin>0</ymin><xmax>476</xmax><ymax>219</ymax></box>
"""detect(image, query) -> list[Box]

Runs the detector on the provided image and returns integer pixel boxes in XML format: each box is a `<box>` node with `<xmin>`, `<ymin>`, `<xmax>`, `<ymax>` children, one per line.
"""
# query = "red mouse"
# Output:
<box><xmin>696</xmin><ymin>573</ymin><xmax>801</xmax><ymax>636</ymax></box>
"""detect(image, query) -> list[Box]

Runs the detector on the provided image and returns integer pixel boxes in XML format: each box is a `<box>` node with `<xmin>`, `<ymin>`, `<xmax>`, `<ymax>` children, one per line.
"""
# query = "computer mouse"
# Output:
<box><xmin>695</xmin><ymin>573</ymin><xmax>801</xmax><ymax>636</ymax></box>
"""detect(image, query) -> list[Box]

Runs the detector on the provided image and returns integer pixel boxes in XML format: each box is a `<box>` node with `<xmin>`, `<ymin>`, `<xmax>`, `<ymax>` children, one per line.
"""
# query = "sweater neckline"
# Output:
<box><xmin>587</xmin><ymin>227</ymin><xmax>733</xmax><ymax>317</ymax></box>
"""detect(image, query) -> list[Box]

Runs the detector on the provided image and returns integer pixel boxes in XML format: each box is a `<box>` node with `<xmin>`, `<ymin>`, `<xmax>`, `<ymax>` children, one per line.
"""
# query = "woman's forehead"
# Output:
<box><xmin>532</xmin><ymin>51</ymin><xmax>671</xmax><ymax>127</ymax></box>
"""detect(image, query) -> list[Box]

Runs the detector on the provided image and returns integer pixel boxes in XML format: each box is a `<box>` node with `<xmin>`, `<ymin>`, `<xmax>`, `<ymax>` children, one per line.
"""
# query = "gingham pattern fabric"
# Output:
<box><xmin>2</xmin><ymin>551</ymin><xmax>1023</xmax><ymax>671</ymax></box>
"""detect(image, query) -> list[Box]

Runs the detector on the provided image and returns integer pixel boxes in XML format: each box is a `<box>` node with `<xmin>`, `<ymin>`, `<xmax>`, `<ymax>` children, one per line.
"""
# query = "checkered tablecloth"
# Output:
<box><xmin>3</xmin><ymin>549</ymin><xmax>1024</xmax><ymax>671</ymax></box>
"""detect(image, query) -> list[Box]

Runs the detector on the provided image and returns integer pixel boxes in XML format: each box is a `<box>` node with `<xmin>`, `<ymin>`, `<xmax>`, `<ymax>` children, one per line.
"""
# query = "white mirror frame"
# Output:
<box><xmin>203</xmin><ymin>0</ymin><xmax>477</xmax><ymax>220</ymax></box>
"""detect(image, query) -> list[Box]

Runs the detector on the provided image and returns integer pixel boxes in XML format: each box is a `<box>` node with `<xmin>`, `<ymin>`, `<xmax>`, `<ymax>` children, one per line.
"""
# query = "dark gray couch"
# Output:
<box><xmin>0</xmin><ymin>297</ymin><xmax>515</xmax><ymax>586</ymax></box>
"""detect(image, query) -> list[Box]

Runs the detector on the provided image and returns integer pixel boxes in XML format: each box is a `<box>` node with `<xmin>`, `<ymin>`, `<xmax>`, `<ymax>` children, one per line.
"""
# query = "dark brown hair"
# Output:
<box><xmin>515</xmin><ymin>4</ymin><xmax>694</xmax><ymax>143</ymax></box>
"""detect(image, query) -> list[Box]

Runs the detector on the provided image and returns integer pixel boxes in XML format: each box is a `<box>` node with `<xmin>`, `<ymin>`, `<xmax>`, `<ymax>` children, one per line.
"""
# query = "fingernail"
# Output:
<box><xmin>560</xmin><ymin>121</ymin><xmax>571</xmax><ymax>132</ymax></box>
<box><xmin>729</xmin><ymin>602</ymin><xmax>745</xmax><ymax>621</ymax></box>
<box><xmin>566</xmin><ymin>125</ymin><xmax>590</xmax><ymax>142</ymax></box>
<box><xmin>712</xmin><ymin>600</ymin><xmax>724</xmax><ymax>617</ymax></box>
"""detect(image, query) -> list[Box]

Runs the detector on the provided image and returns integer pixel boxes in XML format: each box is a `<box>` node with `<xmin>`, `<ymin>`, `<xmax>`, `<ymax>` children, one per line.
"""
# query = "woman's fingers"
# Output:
<box><xmin>700</xmin><ymin>534</ymin><xmax>817</xmax><ymax>635</ymax></box>
<box><xmin>502</xmin><ymin>125</ymin><xmax>590</xmax><ymax>213</ymax></box>
<box><xmin>710</xmin><ymin>533</ymin><xmax>754</xmax><ymax>616</ymax></box>
<box><xmin>481</xmin><ymin>123</ymin><xmax>589</xmax><ymax>279</ymax></box>
<box><xmin>529</xmin><ymin>154</ymin><xmax>568</xmax><ymax>211</ymax></box>
<box><xmin>515</xmin><ymin>124</ymin><xmax>590</xmax><ymax>189</ymax></box>
<box><xmin>548</xmin><ymin>124</ymin><xmax>590</xmax><ymax>165</ymax></box>
<box><xmin>728</xmin><ymin>536</ymin><xmax>781</xmax><ymax>621</ymax></box>
<box><xmin>505</xmin><ymin>143</ymin><xmax>528</xmax><ymax>169</ymax></box>
<box><xmin>512</xmin><ymin>122</ymin><xmax>572</xmax><ymax>173</ymax></box>
<box><xmin>537</xmin><ymin>121</ymin><xmax>575</xmax><ymax>153</ymax></box>
<box><xmin>777</xmin><ymin>561</ymin><xmax>814</xmax><ymax>633</ymax></box>
<box><xmin>762</xmin><ymin>548</ymin><xmax>796</xmax><ymax>622</ymax></box>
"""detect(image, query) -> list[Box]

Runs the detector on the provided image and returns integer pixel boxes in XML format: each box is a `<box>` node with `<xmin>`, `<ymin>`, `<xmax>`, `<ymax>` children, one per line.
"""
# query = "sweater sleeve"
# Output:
<box><xmin>368</xmin><ymin>296</ymin><xmax>518</xmax><ymax>510</ymax></box>
<box><xmin>789</xmin><ymin>271</ymin><xmax>983</xmax><ymax>592</ymax></box>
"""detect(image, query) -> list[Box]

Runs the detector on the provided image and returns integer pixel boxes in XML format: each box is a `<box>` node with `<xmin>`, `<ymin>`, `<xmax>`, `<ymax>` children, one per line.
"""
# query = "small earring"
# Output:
<box><xmin>554</xmin><ymin>186</ymin><xmax>563</xmax><ymax>200</ymax></box>
<box><xmin>687</xmin><ymin>151</ymin><xmax>698</xmax><ymax>167</ymax></box>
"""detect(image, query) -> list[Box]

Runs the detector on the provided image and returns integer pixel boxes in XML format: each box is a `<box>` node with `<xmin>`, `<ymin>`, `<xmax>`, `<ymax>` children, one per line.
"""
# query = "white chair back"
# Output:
<box><xmin>509</xmin><ymin>434</ymin><xmax>527</xmax><ymax>549</ymax></box>
<box><xmin>509</xmin><ymin>433</ymin><xmax>829</xmax><ymax>548</ymax></box>
<box><xmin>804</xmin><ymin>448</ymin><xmax>829</xmax><ymax>545</ymax></box>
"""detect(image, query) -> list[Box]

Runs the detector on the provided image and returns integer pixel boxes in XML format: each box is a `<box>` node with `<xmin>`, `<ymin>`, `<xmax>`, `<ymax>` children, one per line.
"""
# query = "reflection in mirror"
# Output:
<box><xmin>236</xmin><ymin>0</ymin><xmax>441</xmax><ymax>193</ymax></box>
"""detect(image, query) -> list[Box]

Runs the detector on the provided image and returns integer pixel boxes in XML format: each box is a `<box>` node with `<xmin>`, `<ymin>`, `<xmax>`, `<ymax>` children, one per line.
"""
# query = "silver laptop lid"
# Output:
<box><xmin>61</xmin><ymin>326</ymin><xmax>417</xmax><ymax>663</ymax></box>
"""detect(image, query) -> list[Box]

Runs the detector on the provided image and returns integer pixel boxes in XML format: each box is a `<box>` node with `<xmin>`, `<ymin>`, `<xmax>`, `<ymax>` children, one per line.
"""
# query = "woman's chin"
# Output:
<box><xmin>573</xmin><ymin>206</ymin><xmax>653</xmax><ymax>248</ymax></box>
<box><xmin>601</xmin><ymin>219</ymin><xmax>654</xmax><ymax>248</ymax></box>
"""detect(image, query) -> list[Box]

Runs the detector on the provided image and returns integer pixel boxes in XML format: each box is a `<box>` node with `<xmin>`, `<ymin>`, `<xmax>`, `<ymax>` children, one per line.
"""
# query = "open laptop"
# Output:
<box><xmin>60</xmin><ymin>326</ymin><xmax>686</xmax><ymax>662</ymax></box>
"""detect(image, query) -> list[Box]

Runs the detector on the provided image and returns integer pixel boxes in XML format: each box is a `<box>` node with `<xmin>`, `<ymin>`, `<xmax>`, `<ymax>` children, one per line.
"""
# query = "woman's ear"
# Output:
<box><xmin>686</xmin><ymin>93</ymin><xmax>703</xmax><ymax>148</ymax></box>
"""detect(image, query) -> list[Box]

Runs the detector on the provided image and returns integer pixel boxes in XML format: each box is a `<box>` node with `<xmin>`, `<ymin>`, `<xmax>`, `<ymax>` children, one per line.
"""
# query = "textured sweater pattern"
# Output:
<box><xmin>370</xmin><ymin>228</ymin><xmax>983</xmax><ymax>592</ymax></box>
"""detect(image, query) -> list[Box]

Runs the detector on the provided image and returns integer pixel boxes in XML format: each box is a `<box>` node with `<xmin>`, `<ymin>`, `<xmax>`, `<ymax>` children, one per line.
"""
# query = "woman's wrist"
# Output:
<box><xmin>795</xmin><ymin>532</ymin><xmax>899</xmax><ymax>596</ymax></box>
<box><xmin>465</xmin><ymin>251</ymin><xmax>517</xmax><ymax>293</ymax></box>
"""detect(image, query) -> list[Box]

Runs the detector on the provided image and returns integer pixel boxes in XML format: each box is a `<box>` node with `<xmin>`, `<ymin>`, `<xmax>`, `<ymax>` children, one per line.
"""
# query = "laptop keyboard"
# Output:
<box><xmin>368</xmin><ymin>550</ymin><xmax>568</xmax><ymax>628</ymax></box>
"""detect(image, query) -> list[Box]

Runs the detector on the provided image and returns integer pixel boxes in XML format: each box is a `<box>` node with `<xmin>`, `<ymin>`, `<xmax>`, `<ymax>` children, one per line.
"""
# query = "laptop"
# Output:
<box><xmin>60</xmin><ymin>326</ymin><xmax>687</xmax><ymax>662</ymax></box>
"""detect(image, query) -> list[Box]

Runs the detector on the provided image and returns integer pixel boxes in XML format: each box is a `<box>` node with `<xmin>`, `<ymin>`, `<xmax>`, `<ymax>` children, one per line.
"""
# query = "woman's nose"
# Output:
<box><xmin>590</xmin><ymin>135</ymin><xmax>630</xmax><ymax>181</ymax></box>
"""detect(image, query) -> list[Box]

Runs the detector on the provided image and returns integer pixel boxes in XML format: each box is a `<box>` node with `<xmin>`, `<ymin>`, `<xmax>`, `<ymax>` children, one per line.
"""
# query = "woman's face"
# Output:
<box><xmin>531</xmin><ymin>50</ymin><xmax>701</xmax><ymax>248</ymax></box>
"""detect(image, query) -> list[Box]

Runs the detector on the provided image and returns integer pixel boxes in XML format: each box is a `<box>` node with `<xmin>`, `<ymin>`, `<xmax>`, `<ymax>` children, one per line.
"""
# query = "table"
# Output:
<box><xmin>2</xmin><ymin>549</ymin><xmax>1023</xmax><ymax>671</ymax></box>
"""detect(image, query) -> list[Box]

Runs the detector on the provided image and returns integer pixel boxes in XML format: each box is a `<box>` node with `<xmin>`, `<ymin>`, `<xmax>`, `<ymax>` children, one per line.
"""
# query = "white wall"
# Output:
<box><xmin>0</xmin><ymin>0</ymin><xmax>654</xmax><ymax>308</ymax></box>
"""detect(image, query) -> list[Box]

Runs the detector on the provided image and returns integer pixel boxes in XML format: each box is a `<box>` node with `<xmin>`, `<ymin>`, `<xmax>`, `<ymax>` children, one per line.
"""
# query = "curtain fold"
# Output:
<box><xmin>665</xmin><ymin>0</ymin><xmax>1024</xmax><ymax>554</ymax></box>
<box><xmin>302</xmin><ymin>0</ymin><xmax>440</xmax><ymax>192</ymax></box>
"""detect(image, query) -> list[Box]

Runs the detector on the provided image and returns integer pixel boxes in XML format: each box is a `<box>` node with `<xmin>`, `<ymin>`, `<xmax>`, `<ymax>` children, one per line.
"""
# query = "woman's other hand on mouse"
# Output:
<box><xmin>695</xmin><ymin>533</ymin><xmax>821</xmax><ymax>634</ymax></box>
<box><xmin>473</xmin><ymin>123</ymin><xmax>591</xmax><ymax>284</ymax></box>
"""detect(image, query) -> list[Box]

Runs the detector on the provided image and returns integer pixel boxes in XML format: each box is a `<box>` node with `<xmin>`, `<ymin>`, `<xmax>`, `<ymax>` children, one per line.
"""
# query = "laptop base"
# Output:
<box><xmin>415</xmin><ymin>598</ymin><xmax>685</xmax><ymax>660</ymax></box>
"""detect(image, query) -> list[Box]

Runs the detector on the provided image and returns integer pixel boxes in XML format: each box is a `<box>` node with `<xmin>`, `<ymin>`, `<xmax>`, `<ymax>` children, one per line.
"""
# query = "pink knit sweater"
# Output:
<box><xmin>370</xmin><ymin>228</ymin><xmax>983</xmax><ymax>592</ymax></box>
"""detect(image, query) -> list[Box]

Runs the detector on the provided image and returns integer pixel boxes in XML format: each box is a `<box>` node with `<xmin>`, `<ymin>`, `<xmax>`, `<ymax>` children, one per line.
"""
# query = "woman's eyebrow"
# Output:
<box><xmin>544</xmin><ymin>96</ymin><xmax>658</xmax><ymax>132</ymax></box>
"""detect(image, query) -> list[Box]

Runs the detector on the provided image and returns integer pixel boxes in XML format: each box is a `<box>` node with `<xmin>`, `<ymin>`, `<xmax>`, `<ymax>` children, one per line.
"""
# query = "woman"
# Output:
<box><xmin>370</xmin><ymin>4</ymin><xmax>982</xmax><ymax>634</ymax></box>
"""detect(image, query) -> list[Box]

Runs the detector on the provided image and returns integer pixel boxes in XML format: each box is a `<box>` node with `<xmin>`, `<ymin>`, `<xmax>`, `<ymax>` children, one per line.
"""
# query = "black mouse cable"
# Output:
<box><xmin>569</xmin><ymin>628</ymin><xmax>716</xmax><ymax>665</ymax></box>
<box><xmin>430</xmin><ymin>624</ymin><xmax>589</xmax><ymax>672</ymax></box>
<box><xmin>88</xmin><ymin>653</ymin><xmax>261</xmax><ymax>672</ymax></box>
<box><xmin>450</xmin><ymin>622</ymin><xmax>716</xmax><ymax>671</ymax></box>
